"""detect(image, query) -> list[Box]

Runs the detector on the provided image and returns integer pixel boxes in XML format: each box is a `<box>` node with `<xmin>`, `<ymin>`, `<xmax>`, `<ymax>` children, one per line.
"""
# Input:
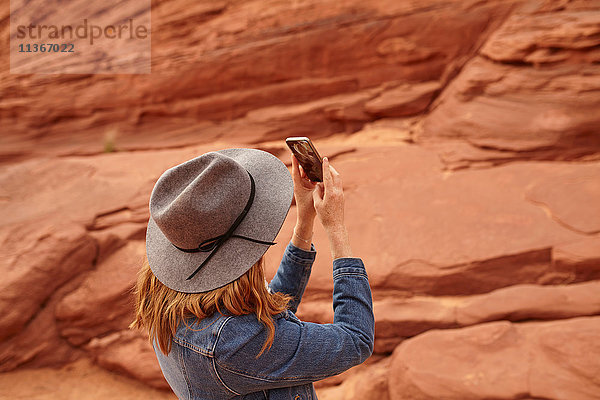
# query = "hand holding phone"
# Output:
<box><xmin>286</xmin><ymin>137</ymin><xmax>323</xmax><ymax>182</ymax></box>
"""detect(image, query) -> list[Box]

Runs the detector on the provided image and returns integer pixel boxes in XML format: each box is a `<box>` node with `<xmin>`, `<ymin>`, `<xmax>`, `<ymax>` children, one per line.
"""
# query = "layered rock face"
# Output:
<box><xmin>1</xmin><ymin>0</ymin><xmax>599</xmax><ymax>399</ymax></box>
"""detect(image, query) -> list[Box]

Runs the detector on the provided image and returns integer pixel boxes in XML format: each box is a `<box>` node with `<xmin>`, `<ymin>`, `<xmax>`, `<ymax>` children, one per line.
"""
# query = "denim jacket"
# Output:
<box><xmin>153</xmin><ymin>241</ymin><xmax>375</xmax><ymax>399</ymax></box>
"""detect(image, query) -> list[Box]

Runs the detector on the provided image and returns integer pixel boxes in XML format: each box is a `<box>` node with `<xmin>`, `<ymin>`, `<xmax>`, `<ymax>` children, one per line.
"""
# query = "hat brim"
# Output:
<box><xmin>146</xmin><ymin>148</ymin><xmax>293</xmax><ymax>293</ymax></box>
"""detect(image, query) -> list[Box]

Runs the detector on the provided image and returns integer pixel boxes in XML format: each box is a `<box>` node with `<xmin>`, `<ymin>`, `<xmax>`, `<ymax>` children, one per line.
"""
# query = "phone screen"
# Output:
<box><xmin>286</xmin><ymin>137</ymin><xmax>323</xmax><ymax>182</ymax></box>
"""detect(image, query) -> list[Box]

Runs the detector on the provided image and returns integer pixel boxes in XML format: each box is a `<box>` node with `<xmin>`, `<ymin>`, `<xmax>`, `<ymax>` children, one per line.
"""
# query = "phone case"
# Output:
<box><xmin>286</xmin><ymin>137</ymin><xmax>323</xmax><ymax>182</ymax></box>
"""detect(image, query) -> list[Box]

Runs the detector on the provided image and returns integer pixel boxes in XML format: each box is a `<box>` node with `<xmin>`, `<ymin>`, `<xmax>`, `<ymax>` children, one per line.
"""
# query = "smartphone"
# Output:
<box><xmin>285</xmin><ymin>137</ymin><xmax>323</xmax><ymax>182</ymax></box>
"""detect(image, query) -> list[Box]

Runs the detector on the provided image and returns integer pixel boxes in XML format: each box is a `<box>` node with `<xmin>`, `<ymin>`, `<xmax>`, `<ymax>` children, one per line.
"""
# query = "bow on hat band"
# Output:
<box><xmin>171</xmin><ymin>171</ymin><xmax>276</xmax><ymax>281</ymax></box>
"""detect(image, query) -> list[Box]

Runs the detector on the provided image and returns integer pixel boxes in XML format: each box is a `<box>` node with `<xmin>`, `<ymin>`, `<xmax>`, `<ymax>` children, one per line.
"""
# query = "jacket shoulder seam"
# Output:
<box><xmin>213</xmin><ymin>315</ymin><xmax>235</xmax><ymax>353</ymax></box>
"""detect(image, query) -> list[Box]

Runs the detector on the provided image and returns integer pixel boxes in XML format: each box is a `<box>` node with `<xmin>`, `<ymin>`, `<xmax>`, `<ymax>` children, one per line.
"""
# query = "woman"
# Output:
<box><xmin>131</xmin><ymin>148</ymin><xmax>374</xmax><ymax>399</ymax></box>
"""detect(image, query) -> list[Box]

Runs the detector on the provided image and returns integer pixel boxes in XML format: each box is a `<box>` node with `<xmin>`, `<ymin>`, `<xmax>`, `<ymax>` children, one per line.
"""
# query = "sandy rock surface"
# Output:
<box><xmin>1</xmin><ymin>0</ymin><xmax>599</xmax><ymax>399</ymax></box>
<box><xmin>389</xmin><ymin>317</ymin><xmax>600</xmax><ymax>400</ymax></box>
<box><xmin>0</xmin><ymin>358</ymin><xmax>175</xmax><ymax>400</ymax></box>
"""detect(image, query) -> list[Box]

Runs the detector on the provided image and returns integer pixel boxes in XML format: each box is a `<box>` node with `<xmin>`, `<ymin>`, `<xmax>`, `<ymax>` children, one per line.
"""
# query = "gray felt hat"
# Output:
<box><xmin>146</xmin><ymin>148</ymin><xmax>293</xmax><ymax>293</ymax></box>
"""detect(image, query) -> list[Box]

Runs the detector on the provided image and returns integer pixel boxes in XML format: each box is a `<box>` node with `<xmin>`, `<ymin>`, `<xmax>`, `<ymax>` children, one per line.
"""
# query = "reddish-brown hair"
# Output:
<box><xmin>130</xmin><ymin>257</ymin><xmax>291</xmax><ymax>357</ymax></box>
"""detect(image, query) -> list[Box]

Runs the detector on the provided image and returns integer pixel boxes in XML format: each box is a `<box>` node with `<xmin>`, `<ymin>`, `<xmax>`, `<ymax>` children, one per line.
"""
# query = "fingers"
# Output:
<box><xmin>329</xmin><ymin>164</ymin><xmax>341</xmax><ymax>187</ymax></box>
<box><xmin>292</xmin><ymin>153</ymin><xmax>317</xmax><ymax>191</ymax></box>
<box><xmin>299</xmin><ymin>165</ymin><xmax>307</xmax><ymax>179</ymax></box>
<box><xmin>322</xmin><ymin>157</ymin><xmax>334</xmax><ymax>190</ymax></box>
<box><xmin>291</xmin><ymin>154</ymin><xmax>299</xmax><ymax>178</ymax></box>
<box><xmin>313</xmin><ymin>182</ymin><xmax>324</xmax><ymax>202</ymax></box>
<box><xmin>321</xmin><ymin>157</ymin><xmax>342</xmax><ymax>192</ymax></box>
<box><xmin>291</xmin><ymin>154</ymin><xmax>305</xmax><ymax>180</ymax></box>
<box><xmin>310</xmin><ymin>156</ymin><xmax>346</xmax><ymax>232</ymax></box>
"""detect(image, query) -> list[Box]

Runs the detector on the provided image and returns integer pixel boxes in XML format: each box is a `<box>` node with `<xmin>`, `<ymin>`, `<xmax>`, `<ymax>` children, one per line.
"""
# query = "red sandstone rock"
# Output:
<box><xmin>0</xmin><ymin>275</ymin><xmax>86</xmax><ymax>372</ymax></box>
<box><xmin>0</xmin><ymin>220</ymin><xmax>97</xmax><ymax>342</ymax></box>
<box><xmin>422</xmin><ymin>56</ymin><xmax>600</xmax><ymax>154</ymax></box>
<box><xmin>480</xmin><ymin>10</ymin><xmax>600</xmax><ymax>65</ymax></box>
<box><xmin>316</xmin><ymin>357</ymin><xmax>391</xmax><ymax>400</ymax></box>
<box><xmin>1</xmin><ymin>1</ymin><xmax>600</xmax><ymax>398</ymax></box>
<box><xmin>553</xmin><ymin>235</ymin><xmax>600</xmax><ymax>282</ymax></box>
<box><xmin>364</xmin><ymin>81</ymin><xmax>441</xmax><ymax>117</ymax></box>
<box><xmin>243</xmin><ymin>89</ymin><xmax>380</xmax><ymax>141</ymax></box>
<box><xmin>55</xmin><ymin>241</ymin><xmax>146</xmax><ymax>345</ymax></box>
<box><xmin>526</xmin><ymin>168</ymin><xmax>600</xmax><ymax>235</ymax></box>
<box><xmin>266</xmin><ymin>146</ymin><xmax>599</xmax><ymax>299</ymax></box>
<box><xmin>0</xmin><ymin>151</ymin><xmax>179</xmax><ymax>347</ymax></box>
<box><xmin>0</xmin><ymin>146</ymin><xmax>214</xmax><ymax>367</ymax></box>
<box><xmin>0</xmin><ymin>0</ymin><xmax>517</xmax><ymax>161</ymax></box>
<box><xmin>417</xmin><ymin>140</ymin><xmax>532</xmax><ymax>171</ymax></box>
<box><xmin>389</xmin><ymin>317</ymin><xmax>600</xmax><ymax>400</ymax></box>
<box><xmin>455</xmin><ymin>280</ymin><xmax>600</xmax><ymax>325</ymax></box>
<box><xmin>421</xmin><ymin>6</ymin><xmax>600</xmax><ymax>162</ymax></box>
<box><xmin>1</xmin><ymin>137</ymin><xmax>599</xmax><ymax>391</ymax></box>
<box><xmin>0</xmin><ymin>358</ymin><xmax>175</xmax><ymax>400</ymax></box>
<box><xmin>296</xmin><ymin>281</ymin><xmax>600</xmax><ymax>354</ymax></box>
<box><xmin>86</xmin><ymin>330</ymin><xmax>169</xmax><ymax>390</ymax></box>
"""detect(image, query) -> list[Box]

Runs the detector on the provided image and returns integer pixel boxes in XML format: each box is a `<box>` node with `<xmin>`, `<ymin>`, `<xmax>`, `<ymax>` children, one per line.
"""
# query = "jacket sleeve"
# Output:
<box><xmin>213</xmin><ymin>257</ymin><xmax>375</xmax><ymax>395</ymax></box>
<box><xmin>268</xmin><ymin>241</ymin><xmax>316</xmax><ymax>313</ymax></box>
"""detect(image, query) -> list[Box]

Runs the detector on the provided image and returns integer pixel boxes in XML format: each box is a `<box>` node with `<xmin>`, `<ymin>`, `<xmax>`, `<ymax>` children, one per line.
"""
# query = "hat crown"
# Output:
<box><xmin>149</xmin><ymin>152</ymin><xmax>251</xmax><ymax>249</ymax></box>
